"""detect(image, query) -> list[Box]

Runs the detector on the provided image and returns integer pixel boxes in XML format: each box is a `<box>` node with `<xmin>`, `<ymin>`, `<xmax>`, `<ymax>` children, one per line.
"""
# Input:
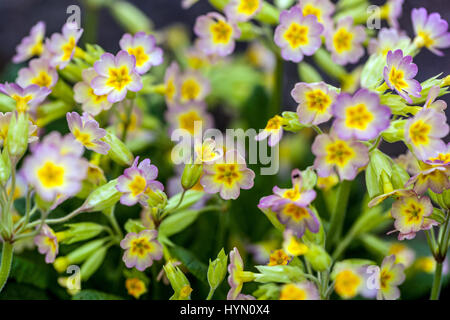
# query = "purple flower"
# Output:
<box><xmin>46</xmin><ymin>22</ymin><xmax>83</xmax><ymax>69</ymax></box>
<box><xmin>92</xmin><ymin>51</ymin><xmax>143</xmax><ymax>103</ymax></box>
<box><xmin>224</xmin><ymin>0</ymin><xmax>262</xmax><ymax>22</ymax></box>
<box><xmin>37</xmin><ymin>131</ymin><xmax>84</xmax><ymax>157</ymax></box>
<box><xmin>194</xmin><ymin>12</ymin><xmax>241</xmax><ymax>57</ymax></box>
<box><xmin>412</xmin><ymin>7</ymin><xmax>450</xmax><ymax>56</ymax></box>
<box><xmin>74</xmin><ymin>68</ymin><xmax>112</xmax><ymax>116</ymax></box>
<box><xmin>255</xmin><ymin>115</ymin><xmax>284</xmax><ymax>147</ymax></box>
<box><xmin>405</xmin><ymin>162</ymin><xmax>450</xmax><ymax>195</ymax></box>
<box><xmin>279</xmin><ymin>281</ymin><xmax>320</xmax><ymax>300</ymax></box>
<box><xmin>274</xmin><ymin>6</ymin><xmax>324</xmax><ymax>63</ymax></box>
<box><xmin>116</xmin><ymin>156</ymin><xmax>164</xmax><ymax>206</ymax></box>
<box><xmin>16</xmin><ymin>57</ymin><xmax>58</xmax><ymax>89</ymax></box>
<box><xmin>34</xmin><ymin>224</ymin><xmax>58</xmax><ymax>263</ymax></box>
<box><xmin>383</xmin><ymin>0</ymin><xmax>404</xmax><ymax>29</ymax></box>
<box><xmin>376</xmin><ymin>255</ymin><xmax>405</xmax><ymax>300</ymax></box>
<box><xmin>119</xmin><ymin>32</ymin><xmax>163</xmax><ymax>75</ymax></box>
<box><xmin>368</xmin><ymin>28</ymin><xmax>410</xmax><ymax>56</ymax></box>
<box><xmin>13</xmin><ymin>21</ymin><xmax>46</xmax><ymax>63</ymax></box>
<box><xmin>66</xmin><ymin>112</ymin><xmax>110</xmax><ymax>154</ymax></box>
<box><xmin>178</xmin><ymin>70</ymin><xmax>210</xmax><ymax>105</ymax></box>
<box><xmin>383</xmin><ymin>49</ymin><xmax>422</xmax><ymax>103</ymax></box>
<box><xmin>423</xmin><ymin>85</ymin><xmax>447</xmax><ymax>112</ymax></box>
<box><xmin>291</xmin><ymin>81</ymin><xmax>338</xmax><ymax>126</ymax></box>
<box><xmin>325</xmin><ymin>16</ymin><xmax>365</xmax><ymax>65</ymax></box>
<box><xmin>227</xmin><ymin>247</ymin><xmax>255</xmax><ymax>300</ymax></box>
<box><xmin>120</xmin><ymin>230</ymin><xmax>163</xmax><ymax>271</ymax></box>
<box><xmin>404</xmin><ymin>108</ymin><xmax>449</xmax><ymax>161</ymax></box>
<box><xmin>312</xmin><ymin>131</ymin><xmax>369</xmax><ymax>180</ymax></box>
<box><xmin>165</xmin><ymin>101</ymin><xmax>214</xmax><ymax>137</ymax></box>
<box><xmin>331</xmin><ymin>88</ymin><xmax>391</xmax><ymax>141</ymax></box>
<box><xmin>164</xmin><ymin>62</ymin><xmax>181</xmax><ymax>108</ymax></box>
<box><xmin>297</xmin><ymin>0</ymin><xmax>335</xmax><ymax>32</ymax></box>
<box><xmin>0</xmin><ymin>82</ymin><xmax>50</xmax><ymax>114</ymax></box>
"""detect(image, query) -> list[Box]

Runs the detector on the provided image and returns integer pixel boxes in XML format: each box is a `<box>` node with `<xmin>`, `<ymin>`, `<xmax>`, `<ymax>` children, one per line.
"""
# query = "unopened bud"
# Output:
<box><xmin>81</xmin><ymin>179</ymin><xmax>121</xmax><ymax>213</ymax></box>
<box><xmin>207</xmin><ymin>248</ymin><xmax>228</xmax><ymax>291</ymax></box>
<box><xmin>103</xmin><ymin>129</ymin><xmax>134</xmax><ymax>167</ymax></box>
<box><xmin>304</xmin><ymin>244</ymin><xmax>331</xmax><ymax>272</ymax></box>
<box><xmin>181</xmin><ymin>163</ymin><xmax>203</xmax><ymax>190</ymax></box>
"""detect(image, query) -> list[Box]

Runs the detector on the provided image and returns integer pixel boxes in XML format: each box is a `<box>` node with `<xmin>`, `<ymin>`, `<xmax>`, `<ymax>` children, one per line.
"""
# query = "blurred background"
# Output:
<box><xmin>0</xmin><ymin>0</ymin><xmax>448</xmax><ymax>300</ymax></box>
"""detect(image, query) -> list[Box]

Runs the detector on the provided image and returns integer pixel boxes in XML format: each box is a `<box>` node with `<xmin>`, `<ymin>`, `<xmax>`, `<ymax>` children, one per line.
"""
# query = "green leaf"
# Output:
<box><xmin>72</xmin><ymin>289</ymin><xmax>123</xmax><ymax>300</ymax></box>
<box><xmin>170</xmin><ymin>245</ymin><xmax>208</xmax><ymax>285</ymax></box>
<box><xmin>159</xmin><ymin>209</ymin><xmax>205</xmax><ymax>237</ymax></box>
<box><xmin>165</xmin><ymin>190</ymin><xmax>204</xmax><ymax>213</ymax></box>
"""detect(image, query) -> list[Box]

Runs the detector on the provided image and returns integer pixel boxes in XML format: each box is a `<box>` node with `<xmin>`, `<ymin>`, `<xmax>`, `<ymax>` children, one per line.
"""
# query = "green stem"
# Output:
<box><xmin>0</xmin><ymin>241</ymin><xmax>13</xmax><ymax>293</ymax></box>
<box><xmin>108</xmin><ymin>210</ymin><xmax>123</xmax><ymax>239</ymax></box>
<box><xmin>269</xmin><ymin>56</ymin><xmax>283</xmax><ymax>117</ymax></box>
<box><xmin>326</xmin><ymin>180</ymin><xmax>352</xmax><ymax>251</ymax></box>
<box><xmin>430</xmin><ymin>262</ymin><xmax>443</xmax><ymax>300</ymax></box>
<box><xmin>206</xmin><ymin>287</ymin><xmax>215</xmax><ymax>300</ymax></box>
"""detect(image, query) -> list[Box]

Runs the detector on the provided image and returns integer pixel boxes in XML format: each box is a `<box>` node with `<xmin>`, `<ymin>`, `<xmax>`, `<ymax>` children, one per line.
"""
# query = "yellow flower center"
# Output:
<box><xmin>179</xmin><ymin>111</ymin><xmax>203</xmax><ymax>135</ymax></box>
<box><xmin>268</xmin><ymin>249</ymin><xmax>290</xmax><ymax>266</ymax></box>
<box><xmin>305</xmin><ymin>89</ymin><xmax>331</xmax><ymax>113</ymax></box>
<box><xmin>286</xmin><ymin>237</ymin><xmax>308</xmax><ymax>256</ymax></box>
<box><xmin>88</xmin><ymin>88</ymin><xmax>108</xmax><ymax>104</ymax></box>
<box><xmin>127</xmin><ymin>46</ymin><xmax>149</xmax><ymax>67</ymax></box>
<box><xmin>128</xmin><ymin>175</ymin><xmax>147</xmax><ymax>197</ymax></box>
<box><xmin>388</xmin><ymin>67</ymin><xmax>408</xmax><ymax>91</ymax></box>
<box><xmin>335</xmin><ymin>270</ymin><xmax>361</xmax><ymax>299</ymax></box>
<box><xmin>282</xmin><ymin>203</ymin><xmax>309</xmax><ymax>222</ymax></box>
<box><xmin>402</xmin><ymin>199</ymin><xmax>425</xmax><ymax>224</ymax></box>
<box><xmin>106</xmin><ymin>66</ymin><xmax>132</xmax><ymax>91</ymax></box>
<box><xmin>11</xmin><ymin>94</ymin><xmax>33</xmax><ymax>113</ymax></box>
<box><xmin>37</xmin><ymin>161</ymin><xmax>65</xmax><ymax>188</ymax></box>
<box><xmin>283</xmin><ymin>185</ymin><xmax>301</xmax><ymax>201</ymax></box>
<box><xmin>303</xmin><ymin>4</ymin><xmax>322</xmax><ymax>22</ymax></box>
<box><xmin>30</xmin><ymin>40</ymin><xmax>43</xmax><ymax>56</ymax></box>
<box><xmin>430</xmin><ymin>153</ymin><xmax>450</xmax><ymax>164</ymax></box>
<box><xmin>280</xmin><ymin>284</ymin><xmax>307</xmax><ymax>300</ymax></box>
<box><xmin>284</xmin><ymin>23</ymin><xmax>309</xmax><ymax>49</ymax></box>
<box><xmin>345</xmin><ymin>103</ymin><xmax>374</xmax><ymax>130</ymax></box>
<box><xmin>265</xmin><ymin>115</ymin><xmax>283</xmax><ymax>131</ymax></box>
<box><xmin>31</xmin><ymin>71</ymin><xmax>52</xmax><ymax>87</ymax></box>
<box><xmin>130</xmin><ymin>238</ymin><xmax>153</xmax><ymax>257</ymax></box>
<box><xmin>126</xmin><ymin>278</ymin><xmax>146</xmax><ymax>299</ymax></box>
<box><xmin>73</xmin><ymin>128</ymin><xmax>95</xmax><ymax>148</ymax></box>
<box><xmin>380</xmin><ymin>270</ymin><xmax>392</xmax><ymax>289</ymax></box>
<box><xmin>325</xmin><ymin>140</ymin><xmax>355</xmax><ymax>167</ymax></box>
<box><xmin>180</xmin><ymin>78</ymin><xmax>201</xmax><ymax>102</ymax></box>
<box><xmin>333</xmin><ymin>28</ymin><xmax>353</xmax><ymax>53</ymax></box>
<box><xmin>165</xmin><ymin>79</ymin><xmax>176</xmax><ymax>103</ymax></box>
<box><xmin>210</xmin><ymin>20</ymin><xmax>233</xmax><ymax>44</ymax></box>
<box><xmin>409</xmin><ymin>120</ymin><xmax>431</xmax><ymax>146</ymax></box>
<box><xmin>417</xmin><ymin>30</ymin><xmax>434</xmax><ymax>48</ymax></box>
<box><xmin>213</xmin><ymin>163</ymin><xmax>241</xmax><ymax>187</ymax></box>
<box><xmin>237</xmin><ymin>0</ymin><xmax>259</xmax><ymax>15</ymax></box>
<box><xmin>61</xmin><ymin>37</ymin><xmax>76</xmax><ymax>61</ymax></box>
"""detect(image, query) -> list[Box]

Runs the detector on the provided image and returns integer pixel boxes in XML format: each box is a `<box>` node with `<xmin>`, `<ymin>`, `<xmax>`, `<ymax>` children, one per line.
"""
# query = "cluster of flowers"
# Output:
<box><xmin>0</xmin><ymin>0</ymin><xmax>448</xmax><ymax>301</ymax></box>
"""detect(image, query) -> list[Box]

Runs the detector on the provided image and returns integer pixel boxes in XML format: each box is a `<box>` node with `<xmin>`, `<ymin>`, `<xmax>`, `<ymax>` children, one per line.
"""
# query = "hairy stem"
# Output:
<box><xmin>0</xmin><ymin>241</ymin><xmax>13</xmax><ymax>293</ymax></box>
<box><xmin>326</xmin><ymin>180</ymin><xmax>352</xmax><ymax>251</ymax></box>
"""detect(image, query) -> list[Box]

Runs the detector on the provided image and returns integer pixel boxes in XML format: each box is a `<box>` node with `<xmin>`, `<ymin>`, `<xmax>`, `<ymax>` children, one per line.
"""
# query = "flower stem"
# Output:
<box><xmin>430</xmin><ymin>261</ymin><xmax>443</xmax><ymax>300</ymax></box>
<box><xmin>269</xmin><ymin>56</ymin><xmax>284</xmax><ymax>117</ymax></box>
<box><xmin>0</xmin><ymin>241</ymin><xmax>13</xmax><ymax>293</ymax></box>
<box><xmin>326</xmin><ymin>179</ymin><xmax>352</xmax><ymax>251</ymax></box>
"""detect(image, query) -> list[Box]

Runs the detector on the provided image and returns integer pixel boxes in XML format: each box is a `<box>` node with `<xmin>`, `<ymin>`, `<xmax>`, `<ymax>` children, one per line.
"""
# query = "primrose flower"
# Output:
<box><xmin>412</xmin><ymin>8</ymin><xmax>450</xmax><ymax>56</ymax></box>
<box><xmin>66</xmin><ymin>112</ymin><xmax>110</xmax><ymax>154</ymax></box>
<box><xmin>224</xmin><ymin>0</ymin><xmax>262</xmax><ymax>22</ymax></box>
<box><xmin>275</xmin><ymin>202</ymin><xmax>320</xmax><ymax>238</ymax></box>
<box><xmin>331</xmin><ymin>263</ymin><xmax>375</xmax><ymax>299</ymax></box>
<box><xmin>13</xmin><ymin>21</ymin><xmax>46</xmax><ymax>63</ymax></box>
<box><xmin>116</xmin><ymin>157</ymin><xmax>164</xmax><ymax>207</ymax></box>
<box><xmin>258</xmin><ymin>168</ymin><xmax>317</xmax><ymax>210</ymax></box>
<box><xmin>201</xmin><ymin>150</ymin><xmax>255</xmax><ymax>200</ymax></box>
<box><xmin>282</xmin><ymin>229</ymin><xmax>309</xmax><ymax>257</ymax></box>
<box><xmin>194</xmin><ymin>137</ymin><xmax>223</xmax><ymax>163</ymax></box>
<box><xmin>376</xmin><ymin>255</ymin><xmax>406</xmax><ymax>300</ymax></box>
<box><xmin>368</xmin><ymin>28</ymin><xmax>410</xmax><ymax>56</ymax></box>
<box><xmin>388</xmin><ymin>243</ymin><xmax>416</xmax><ymax>268</ymax></box>
<box><xmin>46</xmin><ymin>22</ymin><xmax>83</xmax><ymax>69</ymax></box>
<box><xmin>325</xmin><ymin>16</ymin><xmax>365</xmax><ymax>65</ymax></box>
<box><xmin>0</xmin><ymin>82</ymin><xmax>50</xmax><ymax>114</ymax></box>
<box><xmin>178</xmin><ymin>70</ymin><xmax>210</xmax><ymax>105</ymax></box>
<box><xmin>429</xmin><ymin>142</ymin><xmax>450</xmax><ymax>164</ymax></box>
<box><xmin>119</xmin><ymin>32</ymin><xmax>163</xmax><ymax>75</ymax></box>
<box><xmin>268</xmin><ymin>249</ymin><xmax>290</xmax><ymax>266</ymax></box>
<box><xmin>255</xmin><ymin>115</ymin><xmax>284</xmax><ymax>147</ymax></box>
<box><xmin>296</xmin><ymin>0</ymin><xmax>335</xmax><ymax>31</ymax></box>
<box><xmin>22</xmin><ymin>142</ymin><xmax>88</xmax><ymax>202</ymax></box>
<box><xmin>74</xmin><ymin>68</ymin><xmax>112</xmax><ymax>116</ymax></box>
<box><xmin>34</xmin><ymin>224</ymin><xmax>59</xmax><ymax>263</ymax></box>
<box><xmin>383</xmin><ymin>49</ymin><xmax>421</xmax><ymax>103</ymax></box>
<box><xmin>17</xmin><ymin>57</ymin><xmax>58</xmax><ymax>89</ymax></box>
<box><xmin>316</xmin><ymin>173</ymin><xmax>339</xmax><ymax>191</ymax></box>
<box><xmin>404</xmin><ymin>108</ymin><xmax>449</xmax><ymax>161</ymax></box>
<box><xmin>312</xmin><ymin>132</ymin><xmax>369</xmax><ymax>180</ymax></box>
<box><xmin>291</xmin><ymin>82</ymin><xmax>338</xmax><ymax>126</ymax></box>
<box><xmin>274</xmin><ymin>6</ymin><xmax>324</xmax><ymax>63</ymax></box>
<box><xmin>405</xmin><ymin>162</ymin><xmax>450</xmax><ymax>195</ymax></box>
<box><xmin>125</xmin><ymin>278</ymin><xmax>147</xmax><ymax>299</ymax></box>
<box><xmin>166</xmin><ymin>102</ymin><xmax>213</xmax><ymax>136</ymax></box>
<box><xmin>92</xmin><ymin>51</ymin><xmax>143</xmax><ymax>103</ymax></box>
<box><xmin>164</xmin><ymin>62</ymin><xmax>180</xmax><ymax>108</ymax></box>
<box><xmin>382</xmin><ymin>0</ymin><xmax>404</xmax><ymax>29</ymax></box>
<box><xmin>194</xmin><ymin>12</ymin><xmax>241</xmax><ymax>57</ymax></box>
<box><xmin>227</xmin><ymin>247</ymin><xmax>255</xmax><ymax>300</ymax></box>
<box><xmin>423</xmin><ymin>85</ymin><xmax>447</xmax><ymax>112</ymax></box>
<box><xmin>39</xmin><ymin>131</ymin><xmax>84</xmax><ymax>157</ymax></box>
<box><xmin>279</xmin><ymin>282</ymin><xmax>320</xmax><ymax>300</ymax></box>
<box><xmin>390</xmin><ymin>195</ymin><xmax>434</xmax><ymax>240</ymax></box>
<box><xmin>120</xmin><ymin>230</ymin><xmax>163</xmax><ymax>271</ymax></box>
<box><xmin>331</xmin><ymin>88</ymin><xmax>391</xmax><ymax>141</ymax></box>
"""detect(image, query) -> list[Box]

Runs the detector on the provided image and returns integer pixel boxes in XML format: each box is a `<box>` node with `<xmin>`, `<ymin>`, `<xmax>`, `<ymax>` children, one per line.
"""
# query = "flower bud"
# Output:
<box><xmin>6</xmin><ymin>112</ymin><xmax>28</xmax><ymax>163</ymax></box>
<box><xmin>56</xmin><ymin>222</ymin><xmax>105</xmax><ymax>245</ymax></box>
<box><xmin>254</xmin><ymin>265</ymin><xmax>303</xmax><ymax>283</ymax></box>
<box><xmin>80</xmin><ymin>179</ymin><xmax>121</xmax><ymax>213</ymax></box>
<box><xmin>147</xmin><ymin>189</ymin><xmax>168</xmax><ymax>209</ymax></box>
<box><xmin>36</xmin><ymin>101</ymin><xmax>72</xmax><ymax>127</ymax></box>
<box><xmin>108</xmin><ymin>1</ymin><xmax>153</xmax><ymax>34</ymax></box>
<box><xmin>304</xmin><ymin>243</ymin><xmax>331</xmax><ymax>272</ymax></box>
<box><xmin>103</xmin><ymin>129</ymin><xmax>134</xmax><ymax>167</ymax></box>
<box><xmin>181</xmin><ymin>163</ymin><xmax>203</xmax><ymax>190</ymax></box>
<box><xmin>124</xmin><ymin>219</ymin><xmax>147</xmax><ymax>234</ymax></box>
<box><xmin>381</xmin><ymin>119</ymin><xmax>406</xmax><ymax>143</ymax></box>
<box><xmin>281</xmin><ymin>111</ymin><xmax>306</xmax><ymax>133</ymax></box>
<box><xmin>390</xmin><ymin>163</ymin><xmax>410</xmax><ymax>190</ymax></box>
<box><xmin>80</xmin><ymin>246</ymin><xmax>108</xmax><ymax>281</ymax></box>
<box><xmin>366</xmin><ymin>150</ymin><xmax>393</xmax><ymax>198</ymax></box>
<box><xmin>0</xmin><ymin>150</ymin><xmax>11</xmax><ymax>185</ymax></box>
<box><xmin>207</xmin><ymin>248</ymin><xmax>228</xmax><ymax>291</ymax></box>
<box><xmin>164</xmin><ymin>261</ymin><xmax>192</xmax><ymax>300</ymax></box>
<box><xmin>301</xmin><ymin>167</ymin><xmax>317</xmax><ymax>190</ymax></box>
